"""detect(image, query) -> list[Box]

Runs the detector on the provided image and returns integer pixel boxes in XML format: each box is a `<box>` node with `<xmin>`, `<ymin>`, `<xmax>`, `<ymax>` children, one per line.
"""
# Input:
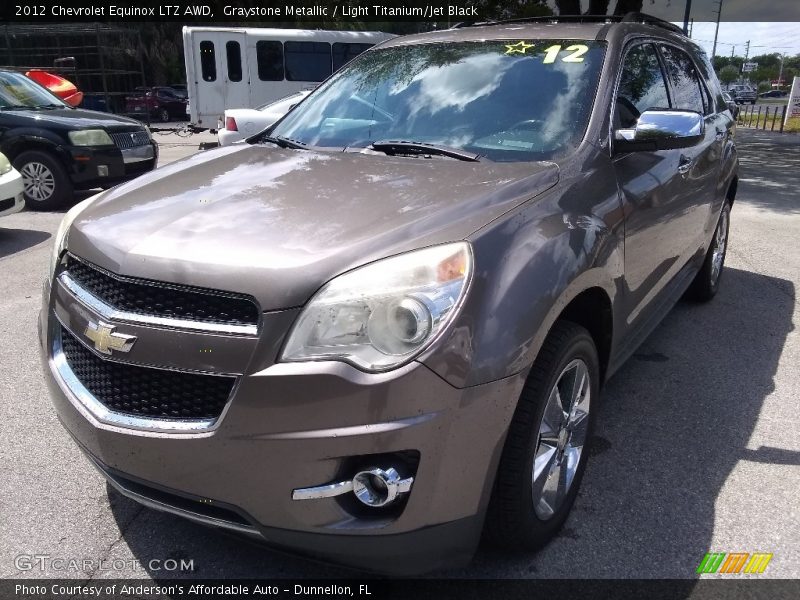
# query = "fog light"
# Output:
<box><xmin>352</xmin><ymin>467</ymin><xmax>412</xmax><ymax>507</ymax></box>
<box><xmin>292</xmin><ymin>466</ymin><xmax>414</xmax><ymax>507</ymax></box>
<box><xmin>97</xmin><ymin>165</ymin><xmax>109</xmax><ymax>177</ymax></box>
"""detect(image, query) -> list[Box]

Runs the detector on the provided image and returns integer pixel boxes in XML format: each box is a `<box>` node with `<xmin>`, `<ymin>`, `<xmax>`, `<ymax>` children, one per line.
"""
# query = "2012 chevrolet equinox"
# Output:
<box><xmin>40</xmin><ymin>15</ymin><xmax>737</xmax><ymax>574</ymax></box>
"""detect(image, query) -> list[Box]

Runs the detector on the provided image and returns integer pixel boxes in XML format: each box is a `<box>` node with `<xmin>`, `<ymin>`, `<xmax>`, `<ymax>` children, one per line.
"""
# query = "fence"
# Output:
<box><xmin>735</xmin><ymin>104</ymin><xmax>789</xmax><ymax>133</ymax></box>
<box><xmin>1</xmin><ymin>23</ymin><xmax>146</xmax><ymax>114</ymax></box>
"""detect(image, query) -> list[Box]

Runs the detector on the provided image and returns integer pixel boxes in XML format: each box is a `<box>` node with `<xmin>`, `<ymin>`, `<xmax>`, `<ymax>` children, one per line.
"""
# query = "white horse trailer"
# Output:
<box><xmin>182</xmin><ymin>27</ymin><xmax>394</xmax><ymax>127</ymax></box>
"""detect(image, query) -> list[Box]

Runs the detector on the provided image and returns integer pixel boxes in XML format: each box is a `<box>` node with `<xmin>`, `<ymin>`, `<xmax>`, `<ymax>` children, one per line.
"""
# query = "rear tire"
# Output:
<box><xmin>158</xmin><ymin>108</ymin><xmax>170</xmax><ymax>122</ymax></box>
<box><xmin>13</xmin><ymin>150</ymin><xmax>73</xmax><ymax>211</ymax></box>
<box><xmin>689</xmin><ymin>202</ymin><xmax>731</xmax><ymax>302</ymax></box>
<box><xmin>484</xmin><ymin>320</ymin><xmax>599</xmax><ymax>551</ymax></box>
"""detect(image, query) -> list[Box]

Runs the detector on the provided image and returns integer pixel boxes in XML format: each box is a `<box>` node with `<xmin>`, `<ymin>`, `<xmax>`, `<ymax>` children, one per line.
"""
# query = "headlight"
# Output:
<box><xmin>48</xmin><ymin>194</ymin><xmax>100</xmax><ymax>278</ymax></box>
<box><xmin>67</xmin><ymin>129</ymin><xmax>113</xmax><ymax>146</ymax></box>
<box><xmin>281</xmin><ymin>242</ymin><xmax>472</xmax><ymax>372</ymax></box>
<box><xmin>0</xmin><ymin>152</ymin><xmax>11</xmax><ymax>175</ymax></box>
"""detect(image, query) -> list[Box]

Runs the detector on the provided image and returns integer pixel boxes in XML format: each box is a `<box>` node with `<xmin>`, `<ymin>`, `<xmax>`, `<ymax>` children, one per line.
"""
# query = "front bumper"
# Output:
<box><xmin>0</xmin><ymin>168</ymin><xmax>24</xmax><ymax>217</ymax></box>
<box><xmin>65</xmin><ymin>142</ymin><xmax>158</xmax><ymax>189</ymax></box>
<box><xmin>39</xmin><ymin>275</ymin><xmax>523</xmax><ymax>574</ymax></box>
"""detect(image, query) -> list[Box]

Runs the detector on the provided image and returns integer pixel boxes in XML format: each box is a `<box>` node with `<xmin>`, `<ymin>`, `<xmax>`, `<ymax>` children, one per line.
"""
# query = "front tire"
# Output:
<box><xmin>689</xmin><ymin>202</ymin><xmax>731</xmax><ymax>302</ymax></box>
<box><xmin>13</xmin><ymin>150</ymin><xmax>73</xmax><ymax>211</ymax></box>
<box><xmin>484</xmin><ymin>320</ymin><xmax>599</xmax><ymax>551</ymax></box>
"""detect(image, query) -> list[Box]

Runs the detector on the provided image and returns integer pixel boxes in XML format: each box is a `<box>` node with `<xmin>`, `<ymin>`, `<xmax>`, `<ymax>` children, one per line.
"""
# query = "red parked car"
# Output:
<box><xmin>125</xmin><ymin>86</ymin><xmax>188</xmax><ymax>122</ymax></box>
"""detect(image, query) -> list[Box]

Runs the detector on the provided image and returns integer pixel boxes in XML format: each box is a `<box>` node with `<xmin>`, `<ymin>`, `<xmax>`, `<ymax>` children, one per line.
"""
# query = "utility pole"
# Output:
<box><xmin>778</xmin><ymin>52</ymin><xmax>785</xmax><ymax>89</ymax></box>
<box><xmin>683</xmin><ymin>0</ymin><xmax>692</xmax><ymax>35</ymax></box>
<box><xmin>711</xmin><ymin>0</ymin><xmax>724</xmax><ymax>60</ymax></box>
<box><xmin>689</xmin><ymin>19</ymin><xmax>694</xmax><ymax>38</ymax></box>
<box><xmin>743</xmin><ymin>40</ymin><xmax>750</xmax><ymax>84</ymax></box>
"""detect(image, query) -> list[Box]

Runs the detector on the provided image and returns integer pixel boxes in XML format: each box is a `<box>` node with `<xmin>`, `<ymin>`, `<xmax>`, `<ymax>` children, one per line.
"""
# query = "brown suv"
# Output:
<box><xmin>40</xmin><ymin>14</ymin><xmax>738</xmax><ymax>574</ymax></box>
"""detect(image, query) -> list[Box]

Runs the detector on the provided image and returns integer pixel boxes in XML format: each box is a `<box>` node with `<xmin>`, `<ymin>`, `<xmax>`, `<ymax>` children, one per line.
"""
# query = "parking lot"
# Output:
<box><xmin>1</xmin><ymin>128</ymin><xmax>798</xmax><ymax>580</ymax></box>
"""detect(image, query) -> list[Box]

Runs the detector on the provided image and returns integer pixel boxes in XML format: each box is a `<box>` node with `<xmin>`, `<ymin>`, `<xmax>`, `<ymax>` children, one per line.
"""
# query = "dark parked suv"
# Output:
<box><xmin>40</xmin><ymin>14</ymin><xmax>737</xmax><ymax>574</ymax></box>
<box><xmin>0</xmin><ymin>70</ymin><xmax>157</xmax><ymax>210</ymax></box>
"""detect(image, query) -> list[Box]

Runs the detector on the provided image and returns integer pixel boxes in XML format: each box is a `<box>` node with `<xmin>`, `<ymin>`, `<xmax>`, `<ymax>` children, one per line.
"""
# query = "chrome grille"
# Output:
<box><xmin>111</xmin><ymin>130</ymin><xmax>151</xmax><ymax>149</ymax></box>
<box><xmin>63</xmin><ymin>255</ymin><xmax>260</xmax><ymax>329</ymax></box>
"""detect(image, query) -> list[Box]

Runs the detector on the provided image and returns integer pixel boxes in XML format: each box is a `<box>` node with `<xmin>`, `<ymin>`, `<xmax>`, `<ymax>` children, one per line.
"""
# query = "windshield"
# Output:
<box><xmin>271</xmin><ymin>40</ymin><xmax>605</xmax><ymax>162</ymax></box>
<box><xmin>0</xmin><ymin>71</ymin><xmax>68</xmax><ymax>110</ymax></box>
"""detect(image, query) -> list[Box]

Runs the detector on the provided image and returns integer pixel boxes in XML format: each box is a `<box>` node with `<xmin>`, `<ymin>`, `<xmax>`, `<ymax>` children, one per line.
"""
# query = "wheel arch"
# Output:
<box><xmin>555</xmin><ymin>287</ymin><xmax>614</xmax><ymax>384</ymax></box>
<box><xmin>726</xmin><ymin>175</ymin><xmax>738</xmax><ymax>205</ymax></box>
<box><xmin>3</xmin><ymin>132</ymin><xmax>70</xmax><ymax>166</ymax></box>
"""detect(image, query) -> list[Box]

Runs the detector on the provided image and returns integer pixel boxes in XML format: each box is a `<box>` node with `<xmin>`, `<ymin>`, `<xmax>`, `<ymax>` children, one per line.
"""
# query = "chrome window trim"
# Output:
<box><xmin>52</xmin><ymin>328</ymin><xmax>225</xmax><ymax>434</ymax></box>
<box><xmin>58</xmin><ymin>271</ymin><xmax>258</xmax><ymax>337</ymax></box>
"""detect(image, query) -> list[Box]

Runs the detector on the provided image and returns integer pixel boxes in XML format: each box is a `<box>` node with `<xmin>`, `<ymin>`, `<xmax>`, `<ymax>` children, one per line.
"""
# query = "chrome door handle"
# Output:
<box><xmin>678</xmin><ymin>155</ymin><xmax>693</xmax><ymax>174</ymax></box>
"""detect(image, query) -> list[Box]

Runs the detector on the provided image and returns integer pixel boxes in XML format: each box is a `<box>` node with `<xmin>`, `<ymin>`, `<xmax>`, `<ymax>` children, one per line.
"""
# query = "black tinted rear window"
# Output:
<box><xmin>285</xmin><ymin>41</ymin><xmax>332</xmax><ymax>82</ymax></box>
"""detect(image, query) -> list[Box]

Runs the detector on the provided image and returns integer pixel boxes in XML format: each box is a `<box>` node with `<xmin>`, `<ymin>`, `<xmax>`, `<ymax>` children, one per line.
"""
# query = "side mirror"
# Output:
<box><xmin>614</xmin><ymin>110</ymin><xmax>704</xmax><ymax>152</ymax></box>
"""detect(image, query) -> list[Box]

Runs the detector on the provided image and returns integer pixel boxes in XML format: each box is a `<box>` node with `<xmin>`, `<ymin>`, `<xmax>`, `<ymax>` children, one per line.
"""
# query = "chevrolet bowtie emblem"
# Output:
<box><xmin>84</xmin><ymin>321</ymin><xmax>136</xmax><ymax>355</ymax></box>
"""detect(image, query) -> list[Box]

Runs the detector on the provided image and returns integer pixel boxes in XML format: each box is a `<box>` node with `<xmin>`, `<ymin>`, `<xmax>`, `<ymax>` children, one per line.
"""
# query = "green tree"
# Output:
<box><xmin>718</xmin><ymin>65</ymin><xmax>739</xmax><ymax>86</ymax></box>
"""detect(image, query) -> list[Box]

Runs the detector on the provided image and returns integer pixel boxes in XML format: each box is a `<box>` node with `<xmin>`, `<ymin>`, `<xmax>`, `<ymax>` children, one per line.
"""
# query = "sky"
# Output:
<box><xmin>681</xmin><ymin>22</ymin><xmax>800</xmax><ymax>59</ymax></box>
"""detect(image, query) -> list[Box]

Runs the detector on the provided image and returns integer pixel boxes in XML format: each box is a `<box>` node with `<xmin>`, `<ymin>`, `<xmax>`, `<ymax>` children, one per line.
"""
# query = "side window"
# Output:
<box><xmin>615</xmin><ymin>43</ymin><xmax>670</xmax><ymax>129</ymax></box>
<box><xmin>226</xmin><ymin>41</ymin><xmax>242</xmax><ymax>82</ymax></box>
<box><xmin>332</xmin><ymin>43</ymin><xmax>373</xmax><ymax>71</ymax></box>
<box><xmin>659</xmin><ymin>45</ymin><xmax>705</xmax><ymax>114</ymax></box>
<box><xmin>694</xmin><ymin>49</ymin><xmax>728</xmax><ymax>114</ymax></box>
<box><xmin>285</xmin><ymin>41</ymin><xmax>332</xmax><ymax>82</ymax></box>
<box><xmin>256</xmin><ymin>41</ymin><xmax>283</xmax><ymax>81</ymax></box>
<box><xmin>199</xmin><ymin>41</ymin><xmax>216</xmax><ymax>82</ymax></box>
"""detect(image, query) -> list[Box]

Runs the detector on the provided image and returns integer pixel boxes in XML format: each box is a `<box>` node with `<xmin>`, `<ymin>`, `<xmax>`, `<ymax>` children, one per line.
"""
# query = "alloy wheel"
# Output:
<box><xmin>20</xmin><ymin>161</ymin><xmax>56</xmax><ymax>202</ymax></box>
<box><xmin>532</xmin><ymin>358</ymin><xmax>591</xmax><ymax>520</ymax></box>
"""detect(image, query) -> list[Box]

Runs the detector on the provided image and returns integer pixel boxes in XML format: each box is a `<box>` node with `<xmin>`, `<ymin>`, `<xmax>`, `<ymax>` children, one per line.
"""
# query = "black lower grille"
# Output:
<box><xmin>61</xmin><ymin>328</ymin><xmax>235</xmax><ymax>420</ymax></box>
<box><xmin>64</xmin><ymin>255</ymin><xmax>259</xmax><ymax>328</ymax></box>
<box><xmin>0</xmin><ymin>196</ymin><xmax>17</xmax><ymax>212</ymax></box>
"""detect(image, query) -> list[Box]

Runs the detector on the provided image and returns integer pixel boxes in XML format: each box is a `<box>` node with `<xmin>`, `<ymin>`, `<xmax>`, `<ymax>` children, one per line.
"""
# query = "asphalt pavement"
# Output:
<box><xmin>0</xmin><ymin>128</ymin><xmax>798</xmax><ymax>580</ymax></box>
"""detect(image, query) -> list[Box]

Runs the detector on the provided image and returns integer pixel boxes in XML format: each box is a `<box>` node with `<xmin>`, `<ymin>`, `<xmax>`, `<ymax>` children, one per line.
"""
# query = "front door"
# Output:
<box><xmin>612</xmin><ymin>42</ymin><xmax>690</xmax><ymax>327</ymax></box>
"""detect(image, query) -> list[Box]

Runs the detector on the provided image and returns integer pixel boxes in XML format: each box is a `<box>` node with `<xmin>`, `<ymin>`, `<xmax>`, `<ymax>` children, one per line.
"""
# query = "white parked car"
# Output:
<box><xmin>217</xmin><ymin>91</ymin><xmax>311</xmax><ymax>146</ymax></box>
<box><xmin>0</xmin><ymin>152</ymin><xmax>24</xmax><ymax>218</ymax></box>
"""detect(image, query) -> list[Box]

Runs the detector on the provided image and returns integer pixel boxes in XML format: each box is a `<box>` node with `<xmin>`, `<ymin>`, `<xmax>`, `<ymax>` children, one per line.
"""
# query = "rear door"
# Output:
<box><xmin>656</xmin><ymin>43</ymin><xmax>719</xmax><ymax>259</ymax></box>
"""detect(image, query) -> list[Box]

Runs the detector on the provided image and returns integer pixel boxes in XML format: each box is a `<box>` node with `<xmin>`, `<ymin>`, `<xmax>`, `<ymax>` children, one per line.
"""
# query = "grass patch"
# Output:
<box><xmin>784</xmin><ymin>116</ymin><xmax>800</xmax><ymax>133</ymax></box>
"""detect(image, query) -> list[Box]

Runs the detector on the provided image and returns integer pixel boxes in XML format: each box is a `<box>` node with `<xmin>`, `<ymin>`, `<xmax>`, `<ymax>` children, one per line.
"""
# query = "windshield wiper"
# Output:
<box><xmin>35</xmin><ymin>104</ymin><xmax>64</xmax><ymax>110</ymax></box>
<box><xmin>370</xmin><ymin>140</ymin><xmax>480</xmax><ymax>162</ymax></box>
<box><xmin>0</xmin><ymin>105</ymin><xmax>34</xmax><ymax>111</ymax></box>
<box><xmin>259</xmin><ymin>135</ymin><xmax>307</xmax><ymax>150</ymax></box>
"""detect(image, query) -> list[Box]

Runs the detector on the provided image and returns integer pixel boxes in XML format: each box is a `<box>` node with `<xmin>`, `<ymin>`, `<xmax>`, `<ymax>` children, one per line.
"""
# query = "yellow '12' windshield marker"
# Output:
<box><xmin>505</xmin><ymin>41</ymin><xmax>535</xmax><ymax>55</ymax></box>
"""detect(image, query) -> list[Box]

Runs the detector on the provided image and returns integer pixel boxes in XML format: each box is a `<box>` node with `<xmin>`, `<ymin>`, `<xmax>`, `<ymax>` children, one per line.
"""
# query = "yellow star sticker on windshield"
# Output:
<box><xmin>505</xmin><ymin>41</ymin><xmax>535</xmax><ymax>55</ymax></box>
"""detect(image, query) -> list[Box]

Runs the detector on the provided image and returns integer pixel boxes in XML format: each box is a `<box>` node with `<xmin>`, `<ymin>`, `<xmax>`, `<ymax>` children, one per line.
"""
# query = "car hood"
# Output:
<box><xmin>6</xmin><ymin>107</ymin><xmax>144</xmax><ymax>130</ymax></box>
<box><xmin>68</xmin><ymin>145</ymin><xmax>559</xmax><ymax>310</ymax></box>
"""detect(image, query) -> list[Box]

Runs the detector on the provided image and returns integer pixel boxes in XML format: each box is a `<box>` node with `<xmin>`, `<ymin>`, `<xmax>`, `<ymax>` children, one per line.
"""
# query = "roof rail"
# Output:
<box><xmin>452</xmin><ymin>12</ymin><xmax>684</xmax><ymax>35</ymax></box>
